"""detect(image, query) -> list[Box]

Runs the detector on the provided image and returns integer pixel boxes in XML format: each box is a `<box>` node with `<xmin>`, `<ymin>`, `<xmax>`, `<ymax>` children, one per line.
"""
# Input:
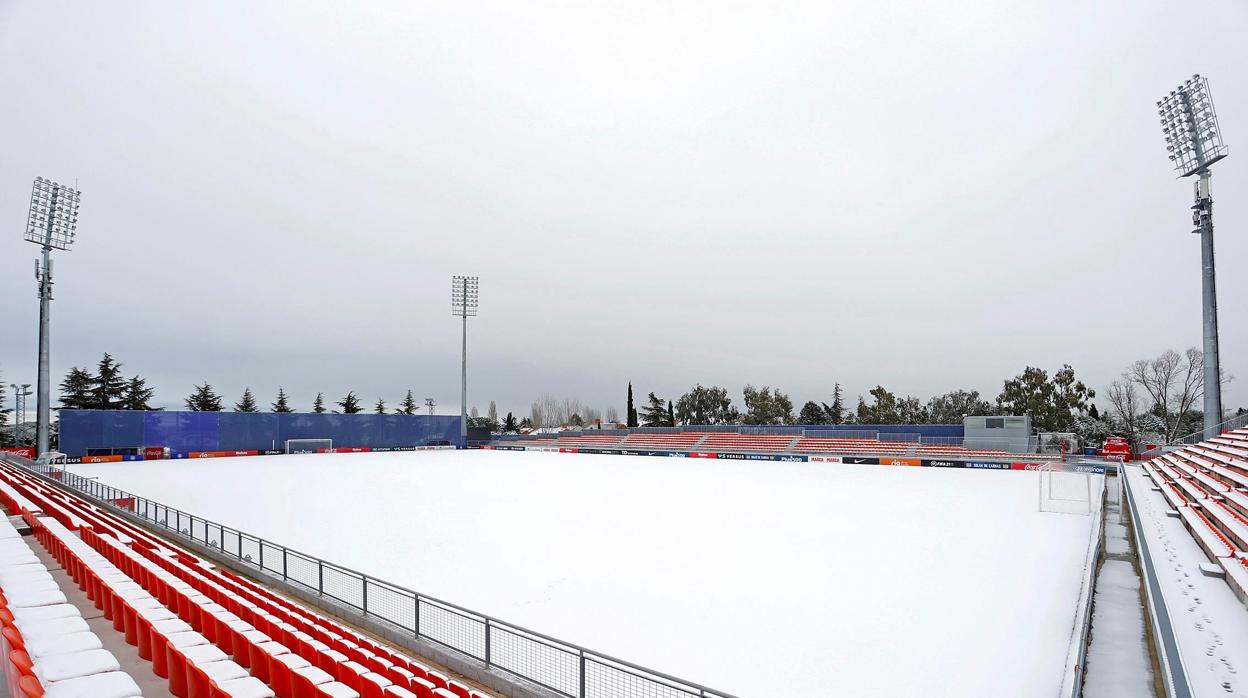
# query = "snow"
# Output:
<box><xmin>1123</xmin><ymin>465</ymin><xmax>1248</xmax><ymax>698</ymax></box>
<box><xmin>72</xmin><ymin>449</ymin><xmax>1099</xmax><ymax>698</ymax></box>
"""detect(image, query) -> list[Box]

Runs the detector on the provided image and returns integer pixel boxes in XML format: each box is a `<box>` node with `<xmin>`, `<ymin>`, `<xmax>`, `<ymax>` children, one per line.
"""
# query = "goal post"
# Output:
<box><xmin>284</xmin><ymin>439</ymin><xmax>333</xmax><ymax>454</ymax></box>
<box><xmin>1038</xmin><ymin>464</ymin><xmax>1096</xmax><ymax>515</ymax></box>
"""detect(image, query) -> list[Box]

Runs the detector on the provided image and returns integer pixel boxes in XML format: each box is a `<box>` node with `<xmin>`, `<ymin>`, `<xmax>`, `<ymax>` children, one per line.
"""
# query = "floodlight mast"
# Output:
<box><xmin>23</xmin><ymin>177</ymin><xmax>81</xmax><ymax>456</ymax></box>
<box><xmin>452</xmin><ymin>276</ymin><xmax>479</xmax><ymax>446</ymax></box>
<box><xmin>1157</xmin><ymin>75</ymin><xmax>1229</xmax><ymax>439</ymax></box>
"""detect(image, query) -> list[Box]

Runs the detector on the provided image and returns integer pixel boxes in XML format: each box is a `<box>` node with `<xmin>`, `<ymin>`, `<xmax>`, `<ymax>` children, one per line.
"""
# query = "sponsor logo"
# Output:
<box><xmin>844</xmin><ymin>457</ymin><xmax>879</xmax><ymax>465</ymax></box>
<box><xmin>966</xmin><ymin>461</ymin><xmax>1009</xmax><ymax>469</ymax></box>
<box><xmin>924</xmin><ymin>459</ymin><xmax>964</xmax><ymax>468</ymax></box>
<box><xmin>688</xmin><ymin>452</ymin><xmax>717</xmax><ymax>459</ymax></box>
<box><xmin>881</xmin><ymin>457</ymin><xmax>921</xmax><ymax>467</ymax></box>
<box><xmin>716</xmin><ymin>453</ymin><xmax>747</xmax><ymax>460</ymax></box>
<box><xmin>1072</xmin><ymin>465</ymin><xmax>1107</xmax><ymax>474</ymax></box>
<box><xmin>778</xmin><ymin>455</ymin><xmax>808</xmax><ymax>463</ymax></box>
<box><xmin>559</xmin><ymin>447</ymin><xmax>579</xmax><ymax>454</ymax></box>
<box><xmin>666</xmin><ymin>452</ymin><xmax>687</xmax><ymax>457</ymax></box>
<box><xmin>1</xmin><ymin>447</ymin><xmax>36</xmax><ymax>459</ymax></box>
<box><xmin>1012</xmin><ymin>462</ymin><xmax>1045</xmax><ymax>471</ymax></box>
<box><xmin>808</xmin><ymin>455</ymin><xmax>842</xmax><ymax>463</ymax></box>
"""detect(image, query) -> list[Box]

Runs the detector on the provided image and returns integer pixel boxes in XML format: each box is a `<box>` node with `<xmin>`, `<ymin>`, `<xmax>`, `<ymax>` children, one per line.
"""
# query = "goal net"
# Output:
<box><xmin>1038</xmin><ymin>465</ymin><xmax>1095</xmax><ymax>515</ymax></box>
<box><xmin>285</xmin><ymin>439</ymin><xmax>332</xmax><ymax>454</ymax></box>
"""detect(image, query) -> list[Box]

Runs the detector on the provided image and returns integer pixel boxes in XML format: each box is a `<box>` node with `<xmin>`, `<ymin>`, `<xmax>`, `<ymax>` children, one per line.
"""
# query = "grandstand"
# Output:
<box><xmin>497</xmin><ymin>427</ymin><xmax>1061</xmax><ymax>461</ymax></box>
<box><xmin>1137</xmin><ymin>427</ymin><xmax>1248</xmax><ymax>601</ymax></box>
<box><xmin>0</xmin><ymin>457</ymin><xmax>496</xmax><ymax>698</ymax></box>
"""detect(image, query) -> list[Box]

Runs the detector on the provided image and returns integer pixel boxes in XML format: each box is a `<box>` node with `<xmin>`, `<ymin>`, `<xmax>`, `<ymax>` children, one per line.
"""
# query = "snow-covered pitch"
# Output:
<box><xmin>73</xmin><ymin>449</ymin><xmax>1099</xmax><ymax>697</ymax></box>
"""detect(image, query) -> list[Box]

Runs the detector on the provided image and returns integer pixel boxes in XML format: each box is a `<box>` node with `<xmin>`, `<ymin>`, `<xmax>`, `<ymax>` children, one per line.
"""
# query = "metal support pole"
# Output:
<box><xmin>35</xmin><ymin>244</ymin><xmax>52</xmax><ymax>454</ymax></box>
<box><xmin>461</xmin><ymin>306</ymin><xmax>468</xmax><ymax>446</ymax></box>
<box><xmin>1196</xmin><ymin>172</ymin><xmax>1223</xmax><ymax>438</ymax></box>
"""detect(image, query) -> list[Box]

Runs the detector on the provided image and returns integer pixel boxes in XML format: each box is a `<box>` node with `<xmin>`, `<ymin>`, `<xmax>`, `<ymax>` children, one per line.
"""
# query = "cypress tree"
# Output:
<box><xmin>627</xmin><ymin>382</ymin><xmax>638</xmax><ymax>428</ymax></box>
<box><xmin>667</xmin><ymin>400</ymin><xmax>675</xmax><ymax>427</ymax></box>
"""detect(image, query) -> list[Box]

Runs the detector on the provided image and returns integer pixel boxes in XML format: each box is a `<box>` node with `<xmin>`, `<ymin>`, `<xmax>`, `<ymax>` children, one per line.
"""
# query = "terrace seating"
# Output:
<box><xmin>0</xmin><ymin>514</ymin><xmax>142</xmax><ymax>698</ymax></box>
<box><xmin>619</xmin><ymin>433</ymin><xmax>704</xmax><ymax>449</ymax></box>
<box><xmin>1138</xmin><ymin>427</ymin><xmax>1248</xmax><ymax>605</ymax></box>
<box><xmin>0</xmin><ymin>462</ymin><xmax>496</xmax><ymax>698</ymax></box>
<box><xmin>695</xmin><ymin>434</ymin><xmax>795</xmax><ymax>452</ymax></box>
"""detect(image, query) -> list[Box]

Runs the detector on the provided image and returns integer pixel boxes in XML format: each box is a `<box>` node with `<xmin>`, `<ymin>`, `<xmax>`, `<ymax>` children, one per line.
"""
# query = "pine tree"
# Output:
<box><xmin>640</xmin><ymin>392</ymin><xmax>668</xmax><ymax>427</ymax></box>
<box><xmin>234</xmin><ymin>388</ymin><xmax>259</xmax><ymax>412</ymax></box>
<box><xmin>312</xmin><ymin>392</ymin><xmax>327</xmax><ymax>414</ymax></box>
<box><xmin>337</xmin><ymin>392</ymin><xmax>362</xmax><ymax>414</ymax></box>
<box><xmin>398</xmin><ymin>390</ymin><xmax>417</xmax><ymax>415</ymax></box>
<box><xmin>92</xmin><ymin>353</ymin><xmax>128</xmax><ymax>409</ymax></box>
<box><xmin>502</xmin><ymin>412</ymin><xmax>519</xmax><ymax>432</ymax></box>
<box><xmin>627</xmin><ymin>382</ymin><xmax>638</xmax><ymax>428</ymax></box>
<box><xmin>121</xmin><ymin>376</ymin><xmax>156</xmax><ymax>410</ymax></box>
<box><xmin>272</xmin><ymin>388</ymin><xmax>293</xmax><ymax>413</ymax></box>
<box><xmin>827</xmin><ymin>383</ymin><xmax>845</xmax><ymax>424</ymax></box>
<box><xmin>185</xmin><ymin>383</ymin><xmax>223</xmax><ymax>412</ymax></box>
<box><xmin>374</xmin><ymin>398</ymin><xmax>386</xmax><ymax>414</ymax></box>
<box><xmin>59</xmin><ymin>367</ymin><xmax>95</xmax><ymax>410</ymax></box>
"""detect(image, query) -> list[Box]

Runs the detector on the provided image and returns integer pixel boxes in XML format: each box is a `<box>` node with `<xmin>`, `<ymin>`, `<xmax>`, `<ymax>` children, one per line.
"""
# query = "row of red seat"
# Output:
<box><xmin>1141</xmin><ymin>426</ymin><xmax>1248</xmax><ymax>605</ymax></box>
<box><xmin>0</xmin><ymin>462</ymin><xmax>492</xmax><ymax>698</ymax></box>
<box><xmin>0</xmin><ymin>511</ymin><xmax>143</xmax><ymax>698</ymax></box>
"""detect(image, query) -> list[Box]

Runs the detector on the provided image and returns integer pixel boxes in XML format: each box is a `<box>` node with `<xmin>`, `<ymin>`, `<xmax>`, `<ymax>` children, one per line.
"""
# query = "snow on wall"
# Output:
<box><xmin>72</xmin><ymin>449</ymin><xmax>1098</xmax><ymax>698</ymax></box>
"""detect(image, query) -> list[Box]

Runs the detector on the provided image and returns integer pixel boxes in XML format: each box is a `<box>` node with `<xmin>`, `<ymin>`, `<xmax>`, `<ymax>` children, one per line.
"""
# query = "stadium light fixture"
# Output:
<box><xmin>1156</xmin><ymin>74</ymin><xmax>1229</xmax><ymax>439</ymax></box>
<box><xmin>10</xmin><ymin>383</ymin><xmax>32</xmax><ymax>447</ymax></box>
<box><xmin>22</xmin><ymin>177</ymin><xmax>81</xmax><ymax>456</ymax></box>
<box><xmin>452</xmin><ymin>276</ymin><xmax>479</xmax><ymax>445</ymax></box>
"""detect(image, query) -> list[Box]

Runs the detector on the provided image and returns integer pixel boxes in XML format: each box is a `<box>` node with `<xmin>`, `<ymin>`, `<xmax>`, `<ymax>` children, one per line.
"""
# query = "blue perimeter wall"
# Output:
<box><xmin>58</xmin><ymin>410</ymin><xmax>463</xmax><ymax>456</ymax></box>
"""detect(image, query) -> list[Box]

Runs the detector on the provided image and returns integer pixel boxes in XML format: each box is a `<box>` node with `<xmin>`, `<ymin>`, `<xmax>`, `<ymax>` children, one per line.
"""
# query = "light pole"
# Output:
<box><xmin>22</xmin><ymin>177</ymin><xmax>81</xmax><ymax>456</ymax></box>
<box><xmin>1157</xmin><ymin>75</ymin><xmax>1230</xmax><ymax>439</ymax></box>
<box><xmin>10</xmin><ymin>383</ymin><xmax>31</xmax><ymax>446</ymax></box>
<box><xmin>451</xmin><ymin>275</ymin><xmax>479</xmax><ymax>446</ymax></box>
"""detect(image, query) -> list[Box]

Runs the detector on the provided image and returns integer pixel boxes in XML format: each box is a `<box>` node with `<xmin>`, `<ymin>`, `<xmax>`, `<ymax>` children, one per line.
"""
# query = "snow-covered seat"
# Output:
<box><xmin>42</xmin><ymin>670</ymin><xmax>142</xmax><ymax>698</ymax></box>
<box><xmin>33</xmin><ymin>648</ymin><xmax>122</xmax><ymax>684</ymax></box>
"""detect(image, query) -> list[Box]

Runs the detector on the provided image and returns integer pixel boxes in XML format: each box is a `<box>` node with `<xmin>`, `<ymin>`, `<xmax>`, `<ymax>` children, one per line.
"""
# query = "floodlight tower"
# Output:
<box><xmin>10</xmin><ymin>383</ymin><xmax>31</xmax><ymax>445</ymax></box>
<box><xmin>1157</xmin><ymin>76</ymin><xmax>1230</xmax><ymax>439</ymax></box>
<box><xmin>451</xmin><ymin>276</ymin><xmax>479</xmax><ymax>445</ymax></box>
<box><xmin>23</xmin><ymin>177</ymin><xmax>81</xmax><ymax>456</ymax></box>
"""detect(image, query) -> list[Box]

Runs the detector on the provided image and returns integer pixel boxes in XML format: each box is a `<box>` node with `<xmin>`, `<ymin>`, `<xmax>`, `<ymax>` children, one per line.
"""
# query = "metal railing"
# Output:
<box><xmin>4</xmin><ymin>455</ymin><xmax>740</xmax><ymax>698</ymax></box>
<box><xmin>1139</xmin><ymin>411</ymin><xmax>1248</xmax><ymax>459</ymax></box>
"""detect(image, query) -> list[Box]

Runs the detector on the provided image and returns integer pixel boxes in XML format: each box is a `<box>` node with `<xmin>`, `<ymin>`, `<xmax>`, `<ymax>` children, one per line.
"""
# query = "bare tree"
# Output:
<box><xmin>1106</xmin><ymin>379</ymin><xmax>1142</xmax><ymax>446</ymax></box>
<box><xmin>1125</xmin><ymin>348</ymin><xmax>1203</xmax><ymax>441</ymax></box>
<box><xmin>606</xmin><ymin>406</ymin><xmax>619</xmax><ymax>424</ymax></box>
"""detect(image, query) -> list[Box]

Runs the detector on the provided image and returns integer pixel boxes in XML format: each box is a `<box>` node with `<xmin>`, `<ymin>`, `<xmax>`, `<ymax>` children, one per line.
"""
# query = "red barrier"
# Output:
<box><xmin>82</xmin><ymin>455</ymin><xmax>123</xmax><ymax>464</ymax></box>
<box><xmin>688</xmin><ymin>452</ymin><xmax>717</xmax><ymax>459</ymax></box>
<box><xmin>0</xmin><ymin>448</ymin><xmax>35</xmax><ymax>459</ymax></box>
<box><xmin>188</xmin><ymin>450</ymin><xmax>259</xmax><ymax>459</ymax></box>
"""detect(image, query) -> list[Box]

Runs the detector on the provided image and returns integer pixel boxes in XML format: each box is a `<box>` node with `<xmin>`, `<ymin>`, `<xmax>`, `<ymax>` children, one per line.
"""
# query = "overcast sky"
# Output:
<box><xmin>1</xmin><ymin>1</ymin><xmax>1245</xmax><ymax>421</ymax></box>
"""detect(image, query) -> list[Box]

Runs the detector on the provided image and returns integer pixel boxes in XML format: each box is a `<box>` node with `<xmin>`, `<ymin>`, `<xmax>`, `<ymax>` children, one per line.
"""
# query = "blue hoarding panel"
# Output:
<box><xmin>57</xmin><ymin>410</ymin><xmax>463</xmax><ymax>456</ymax></box>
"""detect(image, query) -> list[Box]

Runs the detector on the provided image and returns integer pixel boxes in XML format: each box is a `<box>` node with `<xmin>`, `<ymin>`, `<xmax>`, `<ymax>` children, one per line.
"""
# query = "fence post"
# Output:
<box><xmin>414</xmin><ymin>594</ymin><xmax>421</xmax><ymax>638</ymax></box>
<box><xmin>484</xmin><ymin>619</ymin><xmax>491</xmax><ymax>666</ymax></box>
<box><xmin>238</xmin><ymin>532</ymin><xmax>242</xmax><ymax>561</ymax></box>
<box><xmin>260</xmin><ymin>542</ymin><xmax>265</xmax><ymax>571</ymax></box>
<box><xmin>318</xmin><ymin>561</ymin><xmax>323</xmax><ymax>594</ymax></box>
<box><xmin>362</xmin><ymin>575</ymin><xmax>369</xmax><ymax>615</ymax></box>
<box><xmin>579</xmin><ymin>650</ymin><xmax>586</xmax><ymax>698</ymax></box>
<box><xmin>282</xmin><ymin>548</ymin><xmax>288</xmax><ymax>581</ymax></box>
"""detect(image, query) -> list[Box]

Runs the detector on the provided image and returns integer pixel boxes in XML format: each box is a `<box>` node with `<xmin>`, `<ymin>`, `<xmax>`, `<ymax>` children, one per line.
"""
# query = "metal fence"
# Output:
<box><xmin>1138</xmin><ymin>411</ymin><xmax>1248</xmax><ymax>459</ymax></box>
<box><xmin>6</xmin><ymin>456</ymin><xmax>739</xmax><ymax>698</ymax></box>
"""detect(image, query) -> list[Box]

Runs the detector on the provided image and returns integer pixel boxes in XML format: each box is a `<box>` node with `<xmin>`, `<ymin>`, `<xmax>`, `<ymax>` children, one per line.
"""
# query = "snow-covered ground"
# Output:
<box><xmin>73</xmin><ymin>450</ymin><xmax>1099</xmax><ymax>697</ymax></box>
<box><xmin>1123</xmin><ymin>465</ymin><xmax>1248</xmax><ymax>698</ymax></box>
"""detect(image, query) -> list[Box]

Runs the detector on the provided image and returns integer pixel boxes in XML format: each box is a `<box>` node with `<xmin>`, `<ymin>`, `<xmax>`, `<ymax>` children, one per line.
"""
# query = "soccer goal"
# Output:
<box><xmin>284</xmin><ymin>439</ymin><xmax>332</xmax><ymax>454</ymax></box>
<box><xmin>1037</xmin><ymin>464</ymin><xmax>1096</xmax><ymax>515</ymax></box>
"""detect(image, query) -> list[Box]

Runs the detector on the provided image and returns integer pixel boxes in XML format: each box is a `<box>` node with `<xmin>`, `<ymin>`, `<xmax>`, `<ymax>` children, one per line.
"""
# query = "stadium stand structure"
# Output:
<box><xmin>1140</xmin><ymin>426</ymin><xmax>1248</xmax><ymax>605</ymax></box>
<box><xmin>0</xmin><ymin>460</ymin><xmax>495</xmax><ymax>698</ymax></box>
<box><xmin>498</xmin><ymin>428</ymin><xmax>1060</xmax><ymax>461</ymax></box>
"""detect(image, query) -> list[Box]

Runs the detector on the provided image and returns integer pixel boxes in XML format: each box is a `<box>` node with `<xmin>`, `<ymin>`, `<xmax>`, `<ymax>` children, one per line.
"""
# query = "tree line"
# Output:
<box><xmin>56</xmin><ymin>353</ymin><xmax>435</xmax><ymax>416</ymax></box>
